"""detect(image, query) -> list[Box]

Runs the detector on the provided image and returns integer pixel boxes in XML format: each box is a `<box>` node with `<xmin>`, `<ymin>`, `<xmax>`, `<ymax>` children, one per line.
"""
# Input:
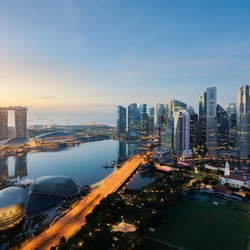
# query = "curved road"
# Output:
<box><xmin>21</xmin><ymin>154</ymin><xmax>147</xmax><ymax>250</ymax></box>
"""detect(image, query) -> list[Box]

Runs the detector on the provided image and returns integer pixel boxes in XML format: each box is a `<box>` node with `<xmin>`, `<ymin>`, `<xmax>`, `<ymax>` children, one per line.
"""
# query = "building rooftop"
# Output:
<box><xmin>0</xmin><ymin>187</ymin><xmax>28</xmax><ymax>208</ymax></box>
<box><xmin>30</xmin><ymin>176</ymin><xmax>78</xmax><ymax>195</ymax></box>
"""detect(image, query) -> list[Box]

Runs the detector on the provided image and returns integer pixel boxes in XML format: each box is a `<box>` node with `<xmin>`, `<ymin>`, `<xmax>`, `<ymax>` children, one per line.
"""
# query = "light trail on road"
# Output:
<box><xmin>21</xmin><ymin>153</ymin><xmax>147</xmax><ymax>250</ymax></box>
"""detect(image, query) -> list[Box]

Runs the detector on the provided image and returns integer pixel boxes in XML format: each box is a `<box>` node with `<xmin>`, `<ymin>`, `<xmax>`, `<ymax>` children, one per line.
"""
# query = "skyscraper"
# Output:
<box><xmin>174</xmin><ymin>110</ymin><xmax>192</xmax><ymax>158</ymax></box>
<box><xmin>198</xmin><ymin>92</ymin><xmax>207</xmax><ymax>150</ymax></box>
<box><xmin>217</xmin><ymin>104</ymin><xmax>229</xmax><ymax>150</ymax></box>
<box><xmin>160</xmin><ymin>115</ymin><xmax>174</xmax><ymax>150</ymax></box>
<box><xmin>182</xmin><ymin>111</ymin><xmax>192</xmax><ymax>158</ymax></box>
<box><xmin>0</xmin><ymin>110</ymin><xmax>8</xmax><ymax>140</ymax></box>
<box><xmin>14</xmin><ymin>107</ymin><xmax>27</xmax><ymax>138</ymax></box>
<box><xmin>117</xmin><ymin>105</ymin><xmax>126</xmax><ymax>135</ymax></box>
<box><xmin>128</xmin><ymin>103</ymin><xmax>140</xmax><ymax>137</ymax></box>
<box><xmin>153</xmin><ymin>103</ymin><xmax>165</xmax><ymax>130</ymax></box>
<box><xmin>227</xmin><ymin>103</ymin><xmax>237</xmax><ymax>148</ymax></box>
<box><xmin>206</xmin><ymin>87</ymin><xmax>218</xmax><ymax>157</ymax></box>
<box><xmin>237</xmin><ymin>85</ymin><xmax>250</xmax><ymax>158</ymax></box>
<box><xmin>170</xmin><ymin>100</ymin><xmax>187</xmax><ymax>150</ymax></box>
<box><xmin>148</xmin><ymin>108</ymin><xmax>154</xmax><ymax>134</ymax></box>
<box><xmin>138</xmin><ymin>104</ymin><xmax>149</xmax><ymax>136</ymax></box>
<box><xmin>188</xmin><ymin>107</ymin><xmax>198</xmax><ymax>151</ymax></box>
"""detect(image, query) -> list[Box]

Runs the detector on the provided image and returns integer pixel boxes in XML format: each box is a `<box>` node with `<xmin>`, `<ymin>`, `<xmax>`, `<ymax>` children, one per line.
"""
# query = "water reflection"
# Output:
<box><xmin>15</xmin><ymin>156</ymin><xmax>27</xmax><ymax>179</ymax></box>
<box><xmin>0</xmin><ymin>155</ymin><xmax>28</xmax><ymax>181</ymax></box>
<box><xmin>118</xmin><ymin>141</ymin><xmax>127</xmax><ymax>161</ymax></box>
<box><xmin>0</xmin><ymin>158</ymin><xmax>8</xmax><ymax>180</ymax></box>
<box><xmin>0</xmin><ymin>140</ymin><xmax>140</xmax><ymax>185</ymax></box>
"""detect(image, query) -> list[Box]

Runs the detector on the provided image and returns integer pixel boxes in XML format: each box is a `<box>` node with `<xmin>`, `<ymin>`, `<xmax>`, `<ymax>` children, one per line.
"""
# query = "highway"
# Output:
<box><xmin>21</xmin><ymin>154</ymin><xmax>146</xmax><ymax>250</ymax></box>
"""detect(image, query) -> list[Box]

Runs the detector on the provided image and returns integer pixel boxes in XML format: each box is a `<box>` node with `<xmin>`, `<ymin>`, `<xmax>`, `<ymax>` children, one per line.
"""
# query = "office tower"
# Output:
<box><xmin>168</xmin><ymin>99</ymin><xmax>187</xmax><ymax>117</ymax></box>
<box><xmin>14</xmin><ymin>107</ymin><xmax>27</xmax><ymax>138</ymax></box>
<box><xmin>227</xmin><ymin>103</ymin><xmax>237</xmax><ymax>148</ymax></box>
<box><xmin>237</xmin><ymin>85</ymin><xmax>250</xmax><ymax>158</ymax></box>
<box><xmin>0</xmin><ymin>110</ymin><xmax>8</xmax><ymax>140</ymax></box>
<box><xmin>128</xmin><ymin>103</ymin><xmax>140</xmax><ymax>137</ymax></box>
<box><xmin>161</xmin><ymin>116</ymin><xmax>174</xmax><ymax>150</ymax></box>
<box><xmin>148</xmin><ymin>108</ymin><xmax>154</xmax><ymax>134</ymax></box>
<box><xmin>182</xmin><ymin>111</ymin><xmax>192</xmax><ymax>158</ymax></box>
<box><xmin>154</xmin><ymin>103</ymin><xmax>165</xmax><ymax>130</ymax></box>
<box><xmin>138</xmin><ymin>103</ymin><xmax>147</xmax><ymax>114</ymax></box>
<box><xmin>198</xmin><ymin>92</ymin><xmax>207</xmax><ymax>149</ymax></box>
<box><xmin>217</xmin><ymin>105</ymin><xmax>229</xmax><ymax>149</ymax></box>
<box><xmin>206</xmin><ymin>87</ymin><xmax>218</xmax><ymax>157</ymax></box>
<box><xmin>188</xmin><ymin>107</ymin><xmax>198</xmax><ymax>151</ymax></box>
<box><xmin>174</xmin><ymin>111</ymin><xmax>183</xmax><ymax>156</ymax></box>
<box><xmin>137</xmin><ymin>103</ymin><xmax>149</xmax><ymax>136</ymax></box>
<box><xmin>139</xmin><ymin>112</ymin><xmax>149</xmax><ymax>136</ymax></box>
<box><xmin>170</xmin><ymin>100</ymin><xmax>187</xmax><ymax>150</ymax></box>
<box><xmin>117</xmin><ymin>105</ymin><xmax>126</xmax><ymax>135</ymax></box>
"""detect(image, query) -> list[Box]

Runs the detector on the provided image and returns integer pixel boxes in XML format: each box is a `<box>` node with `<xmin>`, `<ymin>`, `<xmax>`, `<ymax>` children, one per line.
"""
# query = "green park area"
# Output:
<box><xmin>150</xmin><ymin>199</ymin><xmax>250</xmax><ymax>250</ymax></box>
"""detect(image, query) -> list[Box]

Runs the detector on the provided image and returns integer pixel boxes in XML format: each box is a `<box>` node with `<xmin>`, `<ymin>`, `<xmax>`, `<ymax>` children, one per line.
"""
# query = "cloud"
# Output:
<box><xmin>39</xmin><ymin>96</ymin><xmax>55</xmax><ymax>100</ymax></box>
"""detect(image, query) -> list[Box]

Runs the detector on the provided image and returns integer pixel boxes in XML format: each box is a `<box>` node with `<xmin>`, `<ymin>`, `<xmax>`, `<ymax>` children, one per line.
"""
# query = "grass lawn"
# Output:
<box><xmin>152</xmin><ymin>199</ymin><xmax>250</xmax><ymax>250</ymax></box>
<box><xmin>136</xmin><ymin>237</ymin><xmax>177</xmax><ymax>250</ymax></box>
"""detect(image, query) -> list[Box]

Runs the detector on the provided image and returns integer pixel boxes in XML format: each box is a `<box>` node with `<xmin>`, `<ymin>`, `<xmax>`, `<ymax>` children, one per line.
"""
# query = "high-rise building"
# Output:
<box><xmin>160</xmin><ymin>115</ymin><xmax>174</xmax><ymax>150</ymax></box>
<box><xmin>139</xmin><ymin>104</ymin><xmax>149</xmax><ymax>136</ymax></box>
<box><xmin>182</xmin><ymin>111</ymin><xmax>192</xmax><ymax>158</ymax></box>
<box><xmin>153</xmin><ymin>103</ymin><xmax>165</xmax><ymax>130</ymax></box>
<box><xmin>198</xmin><ymin>92</ymin><xmax>207</xmax><ymax>149</ymax></box>
<box><xmin>174</xmin><ymin>110</ymin><xmax>192</xmax><ymax>158</ymax></box>
<box><xmin>217</xmin><ymin>105</ymin><xmax>229</xmax><ymax>149</ymax></box>
<box><xmin>128</xmin><ymin>103</ymin><xmax>140</xmax><ymax>137</ymax></box>
<box><xmin>237</xmin><ymin>85</ymin><xmax>250</xmax><ymax>158</ymax></box>
<box><xmin>227</xmin><ymin>103</ymin><xmax>237</xmax><ymax>148</ymax></box>
<box><xmin>14</xmin><ymin>107</ymin><xmax>27</xmax><ymax>138</ymax></box>
<box><xmin>170</xmin><ymin>100</ymin><xmax>187</xmax><ymax>150</ymax></box>
<box><xmin>0</xmin><ymin>110</ymin><xmax>8</xmax><ymax>140</ymax></box>
<box><xmin>174</xmin><ymin>112</ymin><xmax>182</xmax><ymax>155</ymax></box>
<box><xmin>206</xmin><ymin>87</ymin><xmax>218</xmax><ymax>157</ymax></box>
<box><xmin>188</xmin><ymin>107</ymin><xmax>198</xmax><ymax>151</ymax></box>
<box><xmin>117</xmin><ymin>105</ymin><xmax>126</xmax><ymax>135</ymax></box>
<box><xmin>0</xmin><ymin>107</ymin><xmax>28</xmax><ymax>140</ymax></box>
<box><xmin>148</xmin><ymin>108</ymin><xmax>154</xmax><ymax>134</ymax></box>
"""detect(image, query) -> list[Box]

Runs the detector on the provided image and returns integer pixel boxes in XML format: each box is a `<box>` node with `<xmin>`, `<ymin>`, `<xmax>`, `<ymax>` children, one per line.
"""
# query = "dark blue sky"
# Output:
<box><xmin>0</xmin><ymin>0</ymin><xmax>250</xmax><ymax>125</ymax></box>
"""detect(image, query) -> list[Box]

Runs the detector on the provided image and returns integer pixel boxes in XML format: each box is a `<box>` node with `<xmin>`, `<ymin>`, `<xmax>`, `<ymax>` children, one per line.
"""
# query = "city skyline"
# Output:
<box><xmin>1</xmin><ymin>1</ymin><xmax>250</xmax><ymax>125</ymax></box>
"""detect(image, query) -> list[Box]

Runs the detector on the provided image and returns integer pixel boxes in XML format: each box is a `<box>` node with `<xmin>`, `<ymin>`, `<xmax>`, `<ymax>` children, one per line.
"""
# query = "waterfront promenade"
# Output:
<box><xmin>21</xmin><ymin>153</ymin><xmax>147</xmax><ymax>250</ymax></box>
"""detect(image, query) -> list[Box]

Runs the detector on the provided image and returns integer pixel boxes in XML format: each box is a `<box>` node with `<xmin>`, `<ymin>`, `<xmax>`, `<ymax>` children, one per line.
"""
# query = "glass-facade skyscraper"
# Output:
<box><xmin>153</xmin><ymin>103</ymin><xmax>165</xmax><ymax>130</ymax></box>
<box><xmin>237</xmin><ymin>84</ymin><xmax>250</xmax><ymax>158</ymax></box>
<box><xmin>128</xmin><ymin>103</ymin><xmax>140</xmax><ymax>137</ymax></box>
<box><xmin>198</xmin><ymin>92</ymin><xmax>207</xmax><ymax>150</ymax></box>
<box><xmin>217</xmin><ymin>104</ymin><xmax>229</xmax><ymax>150</ymax></box>
<box><xmin>117</xmin><ymin>105</ymin><xmax>126</xmax><ymax>135</ymax></box>
<box><xmin>148</xmin><ymin>108</ymin><xmax>154</xmax><ymax>134</ymax></box>
<box><xmin>188</xmin><ymin>107</ymin><xmax>198</xmax><ymax>151</ymax></box>
<box><xmin>206</xmin><ymin>87</ymin><xmax>218</xmax><ymax>157</ymax></box>
<box><xmin>0</xmin><ymin>110</ymin><xmax>8</xmax><ymax>140</ymax></box>
<box><xmin>227</xmin><ymin>103</ymin><xmax>237</xmax><ymax>148</ymax></box>
<box><xmin>14</xmin><ymin>108</ymin><xmax>27</xmax><ymax>138</ymax></box>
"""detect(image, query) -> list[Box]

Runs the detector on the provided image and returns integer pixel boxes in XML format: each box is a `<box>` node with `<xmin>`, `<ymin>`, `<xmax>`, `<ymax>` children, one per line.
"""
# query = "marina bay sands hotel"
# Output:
<box><xmin>0</xmin><ymin>106</ymin><xmax>27</xmax><ymax>141</ymax></box>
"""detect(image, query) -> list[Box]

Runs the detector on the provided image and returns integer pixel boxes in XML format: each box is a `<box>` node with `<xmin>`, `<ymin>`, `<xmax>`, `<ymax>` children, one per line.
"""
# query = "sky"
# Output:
<box><xmin>1</xmin><ymin>0</ymin><xmax>250</xmax><ymax>125</ymax></box>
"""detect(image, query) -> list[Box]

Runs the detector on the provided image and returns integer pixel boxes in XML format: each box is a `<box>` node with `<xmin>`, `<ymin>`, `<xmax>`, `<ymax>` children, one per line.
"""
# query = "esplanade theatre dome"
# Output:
<box><xmin>0</xmin><ymin>187</ymin><xmax>28</xmax><ymax>231</ymax></box>
<box><xmin>30</xmin><ymin>176</ymin><xmax>78</xmax><ymax>196</ymax></box>
<box><xmin>26</xmin><ymin>176</ymin><xmax>79</xmax><ymax>214</ymax></box>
